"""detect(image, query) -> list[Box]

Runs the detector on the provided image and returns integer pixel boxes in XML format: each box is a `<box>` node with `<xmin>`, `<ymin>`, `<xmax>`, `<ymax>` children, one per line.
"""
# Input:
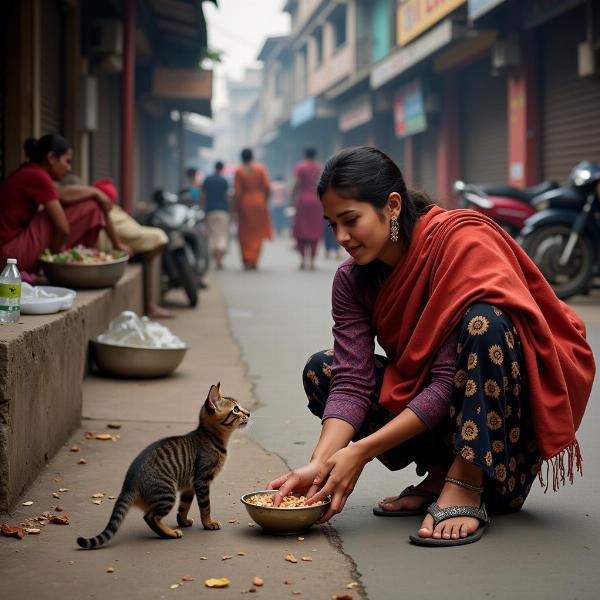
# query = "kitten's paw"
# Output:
<box><xmin>177</xmin><ymin>516</ymin><xmax>194</xmax><ymax>528</ymax></box>
<box><xmin>174</xmin><ymin>528</ymin><xmax>184</xmax><ymax>538</ymax></box>
<box><xmin>203</xmin><ymin>520</ymin><xmax>221</xmax><ymax>530</ymax></box>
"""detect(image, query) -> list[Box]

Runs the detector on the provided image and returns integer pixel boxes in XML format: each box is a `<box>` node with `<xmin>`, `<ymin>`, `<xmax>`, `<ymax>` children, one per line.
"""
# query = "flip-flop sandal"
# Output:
<box><xmin>409</xmin><ymin>502</ymin><xmax>490</xmax><ymax>546</ymax></box>
<box><xmin>372</xmin><ymin>485</ymin><xmax>439</xmax><ymax>517</ymax></box>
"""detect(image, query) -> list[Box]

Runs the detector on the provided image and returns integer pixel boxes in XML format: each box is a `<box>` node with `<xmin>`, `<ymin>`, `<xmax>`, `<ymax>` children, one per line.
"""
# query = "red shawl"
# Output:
<box><xmin>373</xmin><ymin>206</ymin><xmax>595</xmax><ymax>489</ymax></box>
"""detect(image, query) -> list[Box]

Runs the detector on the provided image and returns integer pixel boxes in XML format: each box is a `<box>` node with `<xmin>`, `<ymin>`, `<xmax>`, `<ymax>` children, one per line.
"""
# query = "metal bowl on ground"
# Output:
<box><xmin>241</xmin><ymin>490</ymin><xmax>330</xmax><ymax>535</ymax></box>
<box><xmin>90</xmin><ymin>338</ymin><xmax>188</xmax><ymax>378</ymax></box>
<box><xmin>40</xmin><ymin>256</ymin><xmax>129</xmax><ymax>289</ymax></box>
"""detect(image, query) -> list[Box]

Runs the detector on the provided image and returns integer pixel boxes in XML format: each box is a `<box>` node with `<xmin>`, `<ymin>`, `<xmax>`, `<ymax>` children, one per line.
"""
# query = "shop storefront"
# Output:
<box><xmin>538</xmin><ymin>2</ymin><xmax>600</xmax><ymax>182</ymax></box>
<box><xmin>459</xmin><ymin>55</ymin><xmax>507</xmax><ymax>183</ymax></box>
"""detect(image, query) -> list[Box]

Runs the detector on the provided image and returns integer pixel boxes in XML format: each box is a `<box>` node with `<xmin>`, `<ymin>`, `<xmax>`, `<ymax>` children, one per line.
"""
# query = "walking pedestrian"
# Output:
<box><xmin>201</xmin><ymin>161</ymin><xmax>230</xmax><ymax>270</ymax></box>
<box><xmin>233</xmin><ymin>148</ymin><xmax>272</xmax><ymax>270</ymax></box>
<box><xmin>268</xmin><ymin>146</ymin><xmax>595</xmax><ymax>546</ymax></box>
<box><xmin>292</xmin><ymin>148</ymin><xmax>323</xmax><ymax>270</ymax></box>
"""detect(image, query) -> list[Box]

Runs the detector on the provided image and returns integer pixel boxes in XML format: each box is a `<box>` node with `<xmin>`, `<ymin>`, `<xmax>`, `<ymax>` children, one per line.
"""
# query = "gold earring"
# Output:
<box><xmin>390</xmin><ymin>215</ymin><xmax>399</xmax><ymax>242</ymax></box>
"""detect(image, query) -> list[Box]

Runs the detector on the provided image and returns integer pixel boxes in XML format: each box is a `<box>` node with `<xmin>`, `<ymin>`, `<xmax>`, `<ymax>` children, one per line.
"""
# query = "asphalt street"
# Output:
<box><xmin>219</xmin><ymin>236</ymin><xmax>600</xmax><ymax>600</ymax></box>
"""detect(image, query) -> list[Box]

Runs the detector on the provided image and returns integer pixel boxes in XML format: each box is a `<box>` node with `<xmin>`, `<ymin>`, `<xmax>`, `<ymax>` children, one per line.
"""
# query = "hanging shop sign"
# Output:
<box><xmin>371</xmin><ymin>19</ymin><xmax>460</xmax><ymax>89</ymax></box>
<box><xmin>339</xmin><ymin>94</ymin><xmax>373</xmax><ymax>132</ymax></box>
<box><xmin>468</xmin><ymin>0</ymin><xmax>506</xmax><ymax>20</ymax></box>
<box><xmin>394</xmin><ymin>79</ymin><xmax>427</xmax><ymax>138</ymax></box>
<box><xmin>153</xmin><ymin>68</ymin><xmax>212</xmax><ymax>99</ymax></box>
<box><xmin>398</xmin><ymin>0</ymin><xmax>466</xmax><ymax>46</ymax></box>
<box><xmin>290</xmin><ymin>96</ymin><xmax>316</xmax><ymax>127</ymax></box>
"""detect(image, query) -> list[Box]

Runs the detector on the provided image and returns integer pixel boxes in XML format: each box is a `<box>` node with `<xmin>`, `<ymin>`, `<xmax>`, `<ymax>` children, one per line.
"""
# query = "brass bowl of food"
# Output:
<box><xmin>39</xmin><ymin>247</ymin><xmax>129</xmax><ymax>289</ymax></box>
<box><xmin>240</xmin><ymin>490</ymin><xmax>330</xmax><ymax>535</ymax></box>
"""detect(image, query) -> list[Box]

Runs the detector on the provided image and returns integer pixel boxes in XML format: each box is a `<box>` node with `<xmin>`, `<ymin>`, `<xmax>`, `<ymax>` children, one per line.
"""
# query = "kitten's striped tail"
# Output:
<box><xmin>76</xmin><ymin>491</ymin><xmax>134</xmax><ymax>549</ymax></box>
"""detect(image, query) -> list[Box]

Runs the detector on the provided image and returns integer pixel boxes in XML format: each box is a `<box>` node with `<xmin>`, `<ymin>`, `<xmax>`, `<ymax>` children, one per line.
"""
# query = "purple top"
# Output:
<box><xmin>324</xmin><ymin>259</ymin><xmax>458</xmax><ymax>431</ymax></box>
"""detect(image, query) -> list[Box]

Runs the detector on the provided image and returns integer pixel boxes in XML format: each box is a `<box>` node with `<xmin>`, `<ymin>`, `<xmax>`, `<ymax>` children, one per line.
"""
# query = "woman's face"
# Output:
<box><xmin>322</xmin><ymin>188</ymin><xmax>402</xmax><ymax>266</ymax></box>
<box><xmin>46</xmin><ymin>149</ymin><xmax>73</xmax><ymax>181</ymax></box>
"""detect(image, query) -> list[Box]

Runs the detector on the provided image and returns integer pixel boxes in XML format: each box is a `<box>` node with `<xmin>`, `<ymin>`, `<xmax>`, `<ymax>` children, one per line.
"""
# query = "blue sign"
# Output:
<box><xmin>290</xmin><ymin>96</ymin><xmax>316</xmax><ymax>128</ymax></box>
<box><xmin>468</xmin><ymin>0</ymin><xmax>505</xmax><ymax>19</ymax></box>
<box><xmin>394</xmin><ymin>80</ymin><xmax>427</xmax><ymax>139</ymax></box>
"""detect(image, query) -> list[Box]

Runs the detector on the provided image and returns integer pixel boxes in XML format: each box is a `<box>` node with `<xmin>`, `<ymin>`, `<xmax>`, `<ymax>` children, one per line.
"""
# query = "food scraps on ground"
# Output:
<box><xmin>106</xmin><ymin>567</ymin><xmax>115</xmax><ymax>573</ymax></box>
<box><xmin>332</xmin><ymin>595</ymin><xmax>353</xmax><ymax>600</ymax></box>
<box><xmin>221</xmin><ymin>555</ymin><xmax>232</xmax><ymax>561</ymax></box>
<box><xmin>252</xmin><ymin>577</ymin><xmax>264</xmax><ymax>587</ymax></box>
<box><xmin>22</xmin><ymin>500</ymin><xmax>34</xmax><ymax>506</ymax></box>
<box><xmin>180</xmin><ymin>576</ymin><xmax>195</xmax><ymax>582</ymax></box>
<box><xmin>205</xmin><ymin>578</ymin><xmax>230</xmax><ymax>588</ymax></box>
<box><xmin>301</xmin><ymin>556</ymin><xmax>313</xmax><ymax>561</ymax></box>
<box><xmin>78</xmin><ymin>459</ymin><xmax>87</xmax><ymax>465</ymax></box>
<box><xmin>95</xmin><ymin>434</ymin><xmax>113</xmax><ymax>441</ymax></box>
<box><xmin>58</xmin><ymin>488</ymin><xmax>69</xmax><ymax>493</ymax></box>
<box><xmin>49</xmin><ymin>514</ymin><xmax>70</xmax><ymax>525</ymax></box>
<box><xmin>284</xmin><ymin>553</ymin><xmax>298</xmax><ymax>563</ymax></box>
<box><xmin>237</xmin><ymin>551</ymin><xmax>246</xmax><ymax>556</ymax></box>
<box><xmin>346</xmin><ymin>582</ymin><xmax>359</xmax><ymax>589</ymax></box>
<box><xmin>246</xmin><ymin>494</ymin><xmax>323</xmax><ymax>508</ymax></box>
<box><xmin>54</xmin><ymin>505</ymin><xmax>64</xmax><ymax>512</ymax></box>
<box><xmin>70</xmin><ymin>446</ymin><xmax>80</xmax><ymax>452</ymax></box>
<box><xmin>107</xmin><ymin>423</ymin><xmax>122</xmax><ymax>429</ymax></box>
<box><xmin>284</xmin><ymin>578</ymin><xmax>294</xmax><ymax>585</ymax></box>
<box><xmin>1</xmin><ymin>525</ymin><xmax>25</xmax><ymax>539</ymax></box>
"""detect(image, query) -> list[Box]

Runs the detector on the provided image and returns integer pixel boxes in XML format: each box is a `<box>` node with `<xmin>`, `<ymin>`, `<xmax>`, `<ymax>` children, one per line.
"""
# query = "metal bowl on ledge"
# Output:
<box><xmin>40</xmin><ymin>256</ymin><xmax>129</xmax><ymax>289</ymax></box>
<box><xmin>90</xmin><ymin>339</ymin><xmax>188</xmax><ymax>378</ymax></box>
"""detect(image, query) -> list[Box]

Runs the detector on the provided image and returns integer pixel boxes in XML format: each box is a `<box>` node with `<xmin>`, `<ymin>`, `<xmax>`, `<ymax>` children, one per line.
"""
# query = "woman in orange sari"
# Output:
<box><xmin>234</xmin><ymin>148</ymin><xmax>273</xmax><ymax>270</ymax></box>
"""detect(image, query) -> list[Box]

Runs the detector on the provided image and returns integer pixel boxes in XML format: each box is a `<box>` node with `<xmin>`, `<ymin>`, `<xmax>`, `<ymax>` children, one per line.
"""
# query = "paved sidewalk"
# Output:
<box><xmin>0</xmin><ymin>279</ymin><xmax>360</xmax><ymax>599</ymax></box>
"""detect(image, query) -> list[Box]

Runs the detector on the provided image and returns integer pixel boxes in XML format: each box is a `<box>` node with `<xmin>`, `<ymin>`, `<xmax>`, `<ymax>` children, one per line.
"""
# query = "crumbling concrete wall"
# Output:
<box><xmin>0</xmin><ymin>266</ymin><xmax>142</xmax><ymax>512</ymax></box>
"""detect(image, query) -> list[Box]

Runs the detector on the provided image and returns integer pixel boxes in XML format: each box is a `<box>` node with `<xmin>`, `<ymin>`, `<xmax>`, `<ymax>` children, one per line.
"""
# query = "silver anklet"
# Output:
<box><xmin>444</xmin><ymin>476</ymin><xmax>484</xmax><ymax>494</ymax></box>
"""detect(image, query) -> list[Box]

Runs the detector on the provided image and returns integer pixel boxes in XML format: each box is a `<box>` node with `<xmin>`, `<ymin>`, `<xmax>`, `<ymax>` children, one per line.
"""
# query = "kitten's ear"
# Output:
<box><xmin>204</xmin><ymin>385</ymin><xmax>219</xmax><ymax>414</ymax></box>
<box><xmin>216</xmin><ymin>382</ymin><xmax>221</xmax><ymax>390</ymax></box>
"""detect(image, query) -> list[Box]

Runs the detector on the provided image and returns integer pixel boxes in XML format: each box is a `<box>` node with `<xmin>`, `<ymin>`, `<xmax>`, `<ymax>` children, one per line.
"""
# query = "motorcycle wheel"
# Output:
<box><xmin>173</xmin><ymin>247</ymin><xmax>198</xmax><ymax>307</ymax></box>
<box><xmin>521</xmin><ymin>224</ymin><xmax>594</xmax><ymax>299</ymax></box>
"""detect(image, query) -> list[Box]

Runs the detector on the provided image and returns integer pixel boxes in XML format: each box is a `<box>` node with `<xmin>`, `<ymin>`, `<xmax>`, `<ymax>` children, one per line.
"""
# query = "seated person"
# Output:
<box><xmin>179</xmin><ymin>167</ymin><xmax>200</xmax><ymax>205</ymax></box>
<box><xmin>0</xmin><ymin>134</ymin><xmax>124</xmax><ymax>274</ymax></box>
<box><xmin>60</xmin><ymin>175</ymin><xmax>174</xmax><ymax>319</ymax></box>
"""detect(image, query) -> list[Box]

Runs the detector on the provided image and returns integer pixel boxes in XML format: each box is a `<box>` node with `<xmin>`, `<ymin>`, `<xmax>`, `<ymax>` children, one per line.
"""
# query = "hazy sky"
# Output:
<box><xmin>205</xmin><ymin>0</ymin><xmax>291</xmax><ymax>108</ymax></box>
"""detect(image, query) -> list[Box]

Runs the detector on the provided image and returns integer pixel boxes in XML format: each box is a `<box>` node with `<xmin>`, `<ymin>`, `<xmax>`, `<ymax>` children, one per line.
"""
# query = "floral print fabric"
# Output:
<box><xmin>303</xmin><ymin>302</ymin><xmax>541</xmax><ymax>514</ymax></box>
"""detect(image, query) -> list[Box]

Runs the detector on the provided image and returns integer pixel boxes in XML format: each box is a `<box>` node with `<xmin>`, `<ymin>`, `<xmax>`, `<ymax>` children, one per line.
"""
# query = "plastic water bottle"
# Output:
<box><xmin>0</xmin><ymin>258</ymin><xmax>21</xmax><ymax>324</ymax></box>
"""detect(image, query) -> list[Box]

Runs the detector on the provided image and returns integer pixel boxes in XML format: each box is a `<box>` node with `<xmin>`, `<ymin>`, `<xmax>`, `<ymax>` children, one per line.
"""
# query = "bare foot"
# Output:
<box><xmin>378</xmin><ymin>466</ymin><xmax>446</xmax><ymax>513</ymax></box>
<box><xmin>417</xmin><ymin>458</ymin><xmax>483</xmax><ymax>541</ymax></box>
<box><xmin>147</xmin><ymin>304</ymin><xmax>176</xmax><ymax>319</ymax></box>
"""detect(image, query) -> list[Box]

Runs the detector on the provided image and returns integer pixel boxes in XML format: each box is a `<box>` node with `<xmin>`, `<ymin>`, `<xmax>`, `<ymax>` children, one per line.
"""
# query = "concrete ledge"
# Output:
<box><xmin>0</xmin><ymin>265</ymin><xmax>143</xmax><ymax>512</ymax></box>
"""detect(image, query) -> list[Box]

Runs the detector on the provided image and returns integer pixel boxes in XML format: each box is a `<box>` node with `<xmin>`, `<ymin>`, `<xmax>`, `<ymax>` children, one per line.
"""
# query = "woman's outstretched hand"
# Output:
<box><xmin>308</xmin><ymin>445</ymin><xmax>369</xmax><ymax>523</ymax></box>
<box><xmin>267</xmin><ymin>462</ymin><xmax>323</xmax><ymax>507</ymax></box>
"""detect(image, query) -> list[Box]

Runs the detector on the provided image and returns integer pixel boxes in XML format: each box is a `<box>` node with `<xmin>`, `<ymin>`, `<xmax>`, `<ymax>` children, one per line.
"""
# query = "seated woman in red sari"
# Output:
<box><xmin>0</xmin><ymin>134</ymin><xmax>128</xmax><ymax>274</ymax></box>
<box><xmin>268</xmin><ymin>146</ymin><xmax>595</xmax><ymax>547</ymax></box>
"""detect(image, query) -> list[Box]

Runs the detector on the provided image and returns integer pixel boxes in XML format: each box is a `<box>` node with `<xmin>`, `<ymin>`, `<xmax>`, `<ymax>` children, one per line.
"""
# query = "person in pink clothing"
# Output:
<box><xmin>0</xmin><ymin>134</ymin><xmax>126</xmax><ymax>274</ymax></box>
<box><xmin>292</xmin><ymin>148</ymin><xmax>323</xmax><ymax>270</ymax></box>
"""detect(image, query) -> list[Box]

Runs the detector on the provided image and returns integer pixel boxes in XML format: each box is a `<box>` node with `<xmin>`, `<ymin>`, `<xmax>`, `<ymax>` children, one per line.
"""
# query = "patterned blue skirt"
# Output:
<box><xmin>303</xmin><ymin>303</ymin><xmax>541</xmax><ymax>514</ymax></box>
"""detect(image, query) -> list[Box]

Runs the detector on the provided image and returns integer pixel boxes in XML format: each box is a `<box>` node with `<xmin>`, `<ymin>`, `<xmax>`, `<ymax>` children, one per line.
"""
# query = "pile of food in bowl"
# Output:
<box><xmin>39</xmin><ymin>246</ymin><xmax>129</xmax><ymax>288</ymax></box>
<box><xmin>245</xmin><ymin>493</ymin><xmax>325</xmax><ymax>508</ymax></box>
<box><xmin>40</xmin><ymin>246</ymin><xmax>127</xmax><ymax>264</ymax></box>
<box><xmin>91</xmin><ymin>311</ymin><xmax>188</xmax><ymax>378</ymax></box>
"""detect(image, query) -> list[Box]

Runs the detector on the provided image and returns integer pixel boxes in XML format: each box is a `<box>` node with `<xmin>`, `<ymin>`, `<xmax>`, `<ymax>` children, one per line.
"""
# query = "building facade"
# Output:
<box><xmin>240</xmin><ymin>0</ymin><xmax>600</xmax><ymax>208</ymax></box>
<box><xmin>0</xmin><ymin>0</ymin><xmax>216</xmax><ymax>207</ymax></box>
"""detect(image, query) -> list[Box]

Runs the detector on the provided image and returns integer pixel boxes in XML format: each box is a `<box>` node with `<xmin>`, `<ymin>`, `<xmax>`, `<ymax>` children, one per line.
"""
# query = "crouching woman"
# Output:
<box><xmin>268</xmin><ymin>146</ymin><xmax>595</xmax><ymax>546</ymax></box>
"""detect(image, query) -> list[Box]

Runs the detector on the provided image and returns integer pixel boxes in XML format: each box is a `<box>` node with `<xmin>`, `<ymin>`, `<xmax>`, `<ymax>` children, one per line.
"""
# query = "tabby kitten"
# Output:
<box><xmin>77</xmin><ymin>383</ymin><xmax>249</xmax><ymax>549</ymax></box>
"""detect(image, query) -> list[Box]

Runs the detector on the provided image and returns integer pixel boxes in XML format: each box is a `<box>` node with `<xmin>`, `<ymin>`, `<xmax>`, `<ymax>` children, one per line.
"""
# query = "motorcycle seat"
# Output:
<box><xmin>478</xmin><ymin>181</ymin><xmax>558</xmax><ymax>203</ymax></box>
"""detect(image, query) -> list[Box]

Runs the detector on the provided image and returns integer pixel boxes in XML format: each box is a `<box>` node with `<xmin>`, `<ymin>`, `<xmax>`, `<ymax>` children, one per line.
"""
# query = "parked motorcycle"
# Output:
<box><xmin>453</xmin><ymin>179</ymin><xmax>557</xmax><ymax>237</ymax></box>
<box><xmin>142</xmin><ymin>190</ymin><xmax>209</xmax><ymax>307</ymax></box>
<box><xmin>519</xmin><ymin>161</ymin><xmax>600</xmax><ymax>299</ymax></box>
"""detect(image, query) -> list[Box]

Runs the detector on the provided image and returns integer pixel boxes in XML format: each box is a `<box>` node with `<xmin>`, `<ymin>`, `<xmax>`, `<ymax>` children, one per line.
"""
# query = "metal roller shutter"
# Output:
<box><xmin>40</xmin><ymin>0</ymin><xmax>64</xmax><ymax>135</ymax></box>
<box><xmin>541</xmin><ymin>5</ymin><xmax>600</xmax><ymax>183</ymax></box>
<box><xmin>460</xmin><ymin>56</ymin><xmax>508</xmax><ymax>184</ymax></box>
<box><xmin>92</xmin><ymin>74</ymin><xmax>121</xmax><ymax>182</ymax></box>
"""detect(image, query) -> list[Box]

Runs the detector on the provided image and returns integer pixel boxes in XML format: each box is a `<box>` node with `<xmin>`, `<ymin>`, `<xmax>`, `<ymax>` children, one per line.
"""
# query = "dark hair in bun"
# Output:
<box><xmin>24</xmin><ymin>134</ymin><xmax>71</xmax><ymax>164</ymax></box>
